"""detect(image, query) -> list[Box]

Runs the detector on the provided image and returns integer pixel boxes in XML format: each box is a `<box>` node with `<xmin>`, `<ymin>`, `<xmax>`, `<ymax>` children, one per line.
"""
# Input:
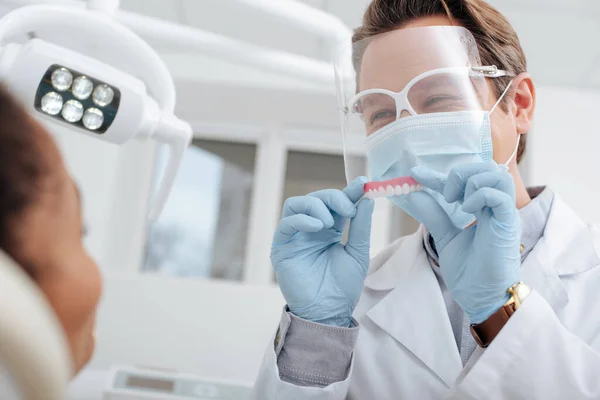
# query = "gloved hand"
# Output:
<box><xmin>410</xmin><ymin>162</ymin><xmax>521</xmax><ymax>324</ymax></box>
<box><xmin>271</xmin><ymin>177</ymin><xmax>375</xmax><ymax>327</ymax></box>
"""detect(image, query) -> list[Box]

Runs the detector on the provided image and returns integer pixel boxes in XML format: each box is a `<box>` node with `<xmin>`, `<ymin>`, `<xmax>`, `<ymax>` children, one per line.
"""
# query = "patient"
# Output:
<box><xmin>0</xmin><ymin>84</ymin><xmax>102</xmax><ymax>374</ymax></box>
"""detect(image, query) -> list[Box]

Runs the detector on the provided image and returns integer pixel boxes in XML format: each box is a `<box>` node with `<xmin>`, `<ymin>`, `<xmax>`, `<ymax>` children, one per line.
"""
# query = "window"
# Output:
<box><xmin>143</xmin><ymin>139</ymin><xmax>256</xmax><ymax>280</ymax></box>
<box><xmin>283</xmin><ymin>151</ymin><xmax>349</xmax><ymax>199</ymax></box>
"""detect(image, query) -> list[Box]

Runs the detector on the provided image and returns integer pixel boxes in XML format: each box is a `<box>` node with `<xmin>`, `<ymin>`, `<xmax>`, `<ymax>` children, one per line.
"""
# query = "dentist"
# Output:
<box><xmin>252</xmin><ymin>0</ymin><xmax>600</xmax><ymax>399</ymax></box>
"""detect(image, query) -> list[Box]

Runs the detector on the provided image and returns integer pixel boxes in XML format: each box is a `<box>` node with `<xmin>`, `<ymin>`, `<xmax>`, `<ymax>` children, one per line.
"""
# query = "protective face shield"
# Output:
<box><xmin>0</xmin><ymin>4</ymin><xmax>193</xmax><ymax>220</ymax></box>
<box><xmin>334</xmin><ymin>26</ymin><xmax>514</xmax><ymax>228</ymax></box>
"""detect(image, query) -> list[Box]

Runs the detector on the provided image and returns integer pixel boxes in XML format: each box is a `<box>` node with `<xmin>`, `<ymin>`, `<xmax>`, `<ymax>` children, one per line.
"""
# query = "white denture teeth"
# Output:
<box><xmin>364</xmin><ymin>182</ymin><xmax>424</xmax><ymax>199</ymax></box>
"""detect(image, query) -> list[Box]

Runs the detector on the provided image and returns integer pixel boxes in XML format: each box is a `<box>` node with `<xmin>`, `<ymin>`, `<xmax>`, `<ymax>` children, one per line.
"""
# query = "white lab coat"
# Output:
<box><xmin>252</xmin><ymin>194</ymin><xmax>600</xmax><ymax>399</ymax></box>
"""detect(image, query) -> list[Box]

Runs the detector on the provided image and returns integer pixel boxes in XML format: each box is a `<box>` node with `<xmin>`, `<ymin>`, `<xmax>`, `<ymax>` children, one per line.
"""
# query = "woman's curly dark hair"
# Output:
<box><xmin>0</xmin><ymin>85</ymin><xmax>50</xmax><ymax>257</ymax></box>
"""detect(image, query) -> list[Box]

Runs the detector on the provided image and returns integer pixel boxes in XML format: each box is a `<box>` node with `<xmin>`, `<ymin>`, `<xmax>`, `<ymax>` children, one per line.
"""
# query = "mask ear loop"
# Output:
<box><xmin>490</xmin><ymin>79</ymin><xmax>514</xmax><ymax>114</ymax></box>
<box><xmin>503</xmin><ymin>134</ymin><xmax>520</xmax><ymax>168</ymax></box>
<box><xmin>488</xmin><ymin>80</ymin><xmax>520</xmax><ymax>169</ymax></box>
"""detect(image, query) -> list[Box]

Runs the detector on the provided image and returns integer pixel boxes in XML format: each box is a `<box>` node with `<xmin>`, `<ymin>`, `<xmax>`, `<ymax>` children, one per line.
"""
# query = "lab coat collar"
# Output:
<box><xmin>541</xmin><ymin>193</ymin><xmax>600</xmax><ymax>276</ymax></box>
<box><xmin>363</xmin><ymin>193</ymin><xmax>598</xmax><ymax>387</ymax></box>
<box><xmin>517</xmin><ymin>193</ymin><xmax>599</xmax><ymax>311</ymax></box>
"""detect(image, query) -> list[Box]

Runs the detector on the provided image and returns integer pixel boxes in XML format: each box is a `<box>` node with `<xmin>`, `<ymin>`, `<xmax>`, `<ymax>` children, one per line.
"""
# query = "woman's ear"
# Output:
<box><xmin>510</xmin><ymin>72</ymin><xmax>536</xmax><ymax>135</ymax></box>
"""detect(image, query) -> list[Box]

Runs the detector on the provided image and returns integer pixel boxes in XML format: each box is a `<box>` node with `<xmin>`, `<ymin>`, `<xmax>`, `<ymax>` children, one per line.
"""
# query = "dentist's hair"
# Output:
<box><xmin>0</xmin><ymin>84</ymin><xmax>50</xmax><ymax>274</ymax></box>
<box><xmin>354</xmin><ymin>0</ymin><xmax>528</xmax><ymax>163</ymax></box>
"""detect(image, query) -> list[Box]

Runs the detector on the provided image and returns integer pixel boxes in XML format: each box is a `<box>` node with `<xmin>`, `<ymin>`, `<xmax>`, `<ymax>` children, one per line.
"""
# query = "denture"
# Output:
<box><xmin>364</xmin><ymin>177</ymin><xmax>423</xmax><ymax>199</ymax></box>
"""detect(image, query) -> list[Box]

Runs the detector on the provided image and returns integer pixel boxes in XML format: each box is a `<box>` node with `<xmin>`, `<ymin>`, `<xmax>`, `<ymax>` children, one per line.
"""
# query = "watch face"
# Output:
<box><xmin>514</xmin><ymin>283</ymin><xmax>532</xmax><ymax>300</ymax></box>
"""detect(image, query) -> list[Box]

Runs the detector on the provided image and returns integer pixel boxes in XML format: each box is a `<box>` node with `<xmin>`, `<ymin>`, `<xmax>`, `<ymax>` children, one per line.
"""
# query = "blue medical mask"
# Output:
<box><xmin>365</xmin><ymin>82</ymin><xmax>517</xmax><ymax>229</ymax></box>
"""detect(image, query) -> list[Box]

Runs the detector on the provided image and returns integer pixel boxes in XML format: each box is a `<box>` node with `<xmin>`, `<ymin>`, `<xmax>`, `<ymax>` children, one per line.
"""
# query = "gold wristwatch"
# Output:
<box><xmin>470</xmin><ymin>282</ymin><xmax>532</xmax><ymax>348</ymax></box>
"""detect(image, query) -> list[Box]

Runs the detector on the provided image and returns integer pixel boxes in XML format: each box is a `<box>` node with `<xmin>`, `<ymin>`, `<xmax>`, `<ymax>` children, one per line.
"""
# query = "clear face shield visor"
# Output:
<box><xmin>334</xmin><ymin>26</ymin><xmax>510</xmax><ymax>185</ymax></box>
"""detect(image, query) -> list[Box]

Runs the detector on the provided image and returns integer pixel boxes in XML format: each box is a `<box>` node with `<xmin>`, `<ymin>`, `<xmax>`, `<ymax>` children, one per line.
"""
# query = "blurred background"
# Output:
<box><xmin>1</xmin><ymin>0</ymin><xmax>598</xmax><ymax>397</ymax></box>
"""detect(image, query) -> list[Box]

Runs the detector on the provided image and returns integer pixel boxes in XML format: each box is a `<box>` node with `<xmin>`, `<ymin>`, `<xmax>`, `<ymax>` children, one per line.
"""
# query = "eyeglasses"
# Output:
<box><xmin>347</xmin><ymin>66</ymin><xmax>513</xmax><ymax>135</ymax></box>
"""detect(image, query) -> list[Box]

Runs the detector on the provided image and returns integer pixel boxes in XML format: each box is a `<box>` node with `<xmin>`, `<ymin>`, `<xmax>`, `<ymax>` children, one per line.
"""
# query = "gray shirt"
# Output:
<box><xmin>275</xmin><ymin>187</ymin><xmax>554</xmax><ymax>387</ymax></box>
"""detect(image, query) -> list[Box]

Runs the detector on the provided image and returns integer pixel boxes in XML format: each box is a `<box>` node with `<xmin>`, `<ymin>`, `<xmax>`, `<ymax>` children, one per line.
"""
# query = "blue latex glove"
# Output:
<box><xmin>271</xmin><ymin>177</ymin><xmax>375</xmax><ymax>327</ymax></box>
<box><xmin>409</xmin><ymin>162</ymin><xmax>521</xmax><ymax>324</ymax></box>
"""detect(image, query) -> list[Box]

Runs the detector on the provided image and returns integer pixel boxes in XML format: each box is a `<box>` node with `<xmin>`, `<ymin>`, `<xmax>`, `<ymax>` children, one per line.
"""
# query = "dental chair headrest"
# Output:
<box><xmin>0</xmin><ymin>249</ymin><xmax>71</xmax><ymax>399</ymax></box>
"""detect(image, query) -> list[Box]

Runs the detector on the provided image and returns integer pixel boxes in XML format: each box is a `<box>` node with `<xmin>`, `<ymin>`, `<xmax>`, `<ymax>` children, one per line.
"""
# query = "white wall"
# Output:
<box><xmin>527</xmin><ymin>86</ymin><xmax>600</xmax><ymax>224</ymax></box>
<box><xmin>50</xmin><ymin>128</ymin><xmax>120</xmax><ymax>264</ymax></box>
<box><xmin>91</xmin><ymin>275</ymin><xmax>284</xmax><ymax>384</ymax></box>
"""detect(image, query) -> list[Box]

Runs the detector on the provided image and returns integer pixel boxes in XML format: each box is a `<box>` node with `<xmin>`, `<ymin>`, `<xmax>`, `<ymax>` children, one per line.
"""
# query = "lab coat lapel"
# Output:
<box><xmin>521</xmin><ymin>194</ymin><xmax>599</xmax><ymax>311</ymax></box>
<box><xmin>361</xmin><ymin>195</ymin><xmax>599</xmax><ymax>388</ymax></box>
<box><xmin>520</xmin><ymin>241</ymin><xmax>568</xmax><ymax>312</ymax></box>
<box><xmin>365</xmin><ymin>228</ymin><xmax>462</xmax><ymax>387</ymax></box>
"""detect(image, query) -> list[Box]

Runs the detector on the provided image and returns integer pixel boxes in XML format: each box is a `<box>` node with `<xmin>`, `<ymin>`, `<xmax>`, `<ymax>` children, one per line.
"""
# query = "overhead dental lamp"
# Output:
<box><xmin>0</xmin><ymin>2</ymin><xmax>193</xmax><ymax>220</ymax></box>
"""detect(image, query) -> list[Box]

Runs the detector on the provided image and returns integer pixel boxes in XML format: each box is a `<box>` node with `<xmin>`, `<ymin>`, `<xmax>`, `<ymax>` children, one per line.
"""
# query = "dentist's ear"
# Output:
<box><xmin>510</xmin><ymin>72</ymin><xmax>536</xmax><ymax>135</ymax></box>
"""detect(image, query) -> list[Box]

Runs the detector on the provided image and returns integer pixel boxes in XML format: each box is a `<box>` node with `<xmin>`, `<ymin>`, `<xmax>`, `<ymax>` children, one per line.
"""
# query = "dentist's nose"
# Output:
<box><xmin>398</xmin><ymin>109</ymin><xmax>411</xmax><ymax>119</ymax></box>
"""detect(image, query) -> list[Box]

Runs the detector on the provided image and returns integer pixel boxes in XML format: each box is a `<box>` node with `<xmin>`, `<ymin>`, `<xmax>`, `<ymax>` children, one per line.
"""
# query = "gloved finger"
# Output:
<box><xmin>343</xmin><ymin>176</ymin><xmax>369</xmax><ymax>203</ymax></box>
<box><xmin>462</xmin><ymin>187</ymin><xmax>516</xmax><ymax>223</ymax></box>
<box><xmin>443</xmin><ymin>161</ymin><xmax>498</xmax><ymax>204</ymax></box>
<box><xmin>406</xmin><ymin>191</ymin><xmax>460</xmax><ymax>249</ymax></box>
<box><xmin>346</xmin><ymin>198</ymin><xmax>375</xmax><ymax>269</ymax></box>
<box><xmin>330</xmin><ymin>177</ymin><xmax>369</xmax><ymax>232</ymax></box>
<box><xmin>410</xmin><ymin>166</ymin><xmax>446</xmax><ymax>195</ymax></box>
<box><xmin>464</xmin><ymin>171</ymin><xmax>516</xmax><ymax>203</ymax></box>
<box><xmin>281</xmin><ymin>196</ymin><xmax>335</xmax><ymax>228</ymax></box>
<box><xmin>308</xmin><ymin>189</ymin><xmax>357</xmax><ymax>220</ymax></box>
<box><xmin>273</xmin><ymin>214</ymin><xmax>324</xmax><ymax>243</ymax></box>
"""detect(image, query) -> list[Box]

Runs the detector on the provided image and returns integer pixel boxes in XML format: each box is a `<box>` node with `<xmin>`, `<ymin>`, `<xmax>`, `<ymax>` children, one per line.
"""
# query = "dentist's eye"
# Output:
<box><xmin>366</xmin><ymin>109</ymin><xmax>396</xmax><ymax>132</ymax></box>
<box><xmin>424</xmin><ymin>95</ymin><xmax>452</xmax><ymax>106</ymax></box>
<box><xmin>422</xmin><ymin>95</ymin><xmax>468</xmax><ymax>112</ymax></box>
<box><xmin>371</xmin><ymin>110</ymin><xmax>395</xmax><ymax>122</ymax></box>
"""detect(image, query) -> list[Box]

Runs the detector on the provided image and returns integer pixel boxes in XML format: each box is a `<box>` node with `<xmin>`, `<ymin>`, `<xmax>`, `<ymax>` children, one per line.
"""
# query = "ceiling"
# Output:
<box><xmin>2</xmin><ymin>0</ymin><xmax>597</xmax><ymax>90</ymax></box>
<box><xmin>116</xmin><ymin>0</ymin><xmax>600</xmax><ymax>90</ymax></box>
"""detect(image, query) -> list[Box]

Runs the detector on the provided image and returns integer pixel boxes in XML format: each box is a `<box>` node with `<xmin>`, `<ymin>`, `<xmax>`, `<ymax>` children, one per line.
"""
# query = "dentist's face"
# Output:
<box><xmin>10</xmin><ymin>121</ymin><xmax>102</xmax><ymax>375</ymax></box>
<box><xmin>357</xmin><ymin>15</ymin><xmax>535</xmax><ymax>168</ymax></box>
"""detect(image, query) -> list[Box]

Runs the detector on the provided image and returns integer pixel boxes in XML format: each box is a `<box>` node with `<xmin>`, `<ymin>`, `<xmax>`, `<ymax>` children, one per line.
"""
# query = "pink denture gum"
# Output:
<box><xmin>363</xmin><ymin>177</ymin><xmax>423</xmax><ymax>199</ymax></box>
